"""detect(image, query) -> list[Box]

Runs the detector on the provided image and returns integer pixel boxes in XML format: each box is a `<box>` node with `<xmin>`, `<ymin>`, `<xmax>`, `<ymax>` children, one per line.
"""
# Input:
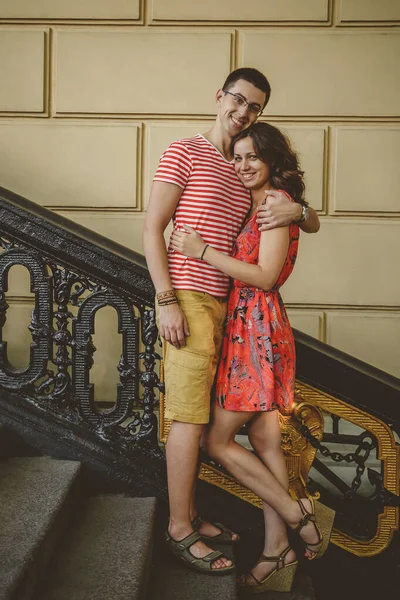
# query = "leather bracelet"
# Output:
<box><xmin>156</xmin><ymin>289</ymin><xmax>176</xmax><ymax>302</ymax></box>
<box><xmin>200</xmin><ymin>244</ymin><xmax>209</xmax><ymax>260</ymax></box>
<box><xmin>158</xmin><ymin>298</ymin><xmax>178</xmax><ymax>306</ymax></box>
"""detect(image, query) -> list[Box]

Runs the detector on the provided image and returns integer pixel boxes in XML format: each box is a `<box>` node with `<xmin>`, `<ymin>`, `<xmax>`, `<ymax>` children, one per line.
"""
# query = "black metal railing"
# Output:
<box><xmin>0</xmin><ymin>185</ymin><xmax>398</xmax><ymax>555</ymax></box>
<box><xmin>0</xmin><ymin>186</ymin><xmax>163</xmax><ymax>467</ymax></box>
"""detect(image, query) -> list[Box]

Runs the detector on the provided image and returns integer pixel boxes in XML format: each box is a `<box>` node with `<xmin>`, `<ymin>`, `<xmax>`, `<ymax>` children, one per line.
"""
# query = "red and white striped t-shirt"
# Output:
<box><xmin>154</xmin><ymin>134</ymin><xmax>251</xmax><ymax>297</ymax></box>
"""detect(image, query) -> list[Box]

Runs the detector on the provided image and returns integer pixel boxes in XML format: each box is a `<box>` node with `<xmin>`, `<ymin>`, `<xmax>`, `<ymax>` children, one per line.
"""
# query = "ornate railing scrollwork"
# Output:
<box><xmin>73</xmin><ymin>289</ymin><xmax>139</xmax><ymax>432</ymax></box>
<box><xmin>0</xmin><ymin>248</ymin><xmax>52</xmax><ymax>389</ymax></box>
<box><xmin>0</xmin><ymin>186</ymin><xmax>163</xmax><ymax>454</ymax></box>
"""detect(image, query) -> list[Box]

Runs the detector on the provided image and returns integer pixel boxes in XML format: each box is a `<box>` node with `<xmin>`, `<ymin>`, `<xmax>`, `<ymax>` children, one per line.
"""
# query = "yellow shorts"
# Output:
<box><xmin>158</xmin><ymin>290</ymin><xmax>227</xmax><ymax>424</ymax></box>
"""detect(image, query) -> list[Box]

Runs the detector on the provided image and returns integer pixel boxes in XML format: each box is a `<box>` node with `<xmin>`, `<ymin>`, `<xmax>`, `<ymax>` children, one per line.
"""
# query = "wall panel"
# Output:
<box><xmin>0</xmin><ymin>29</ymin><xmax>45</xmax><ymax>112</ymax></box>
<box><xmin>56</xmin><ymin>212</ymin><xmax>146</xmax><ymax>253</ymax></box>
<box><xmin>326</xmin><ymin>311</ymin><xmax>400</xmax><ymax>377</ymax></box>
<box><xmin>3</xmin><ymin>264</ymin><xmax>32</xmax><ymax>300</ymax></box>
<box><xmin>286</xmin><ymin>310</ymin><xmax>324</xmax><ymax>340</ymax></box>
<box><xmin>55</xmin><ymin>30</ymin><xmax>232</xmax><ymax>114</ymax></box>
<box><xmin>278</xmin><ymin>125</ymin><xmax>326</xmax><ymax>211</ymax></box>
<box><xmin>281</xmin><ymin>220</ymin><xmax>400</xmax><ymax>307</ymax></box>
<box><xmin>0</xmin><ymin>0</ymin><xmax>140</xmax><ymax>20</ymax></box>
<box><xmin>1</xmin><ymin>301</ymin><xmax>34</xmax><ymax>370</ymax></box>
<box><xmin>332</xmin><ymin>127</ymin><xmax>400</xmax><ymax>213</ymax></box>
<box><xmin>240</xmin><ymin>31</ymin><xmax>400</xmax><ymax>117</ymax></box>
<box><xmin>339</xmin><ymin>0</ymin><xmax>400</xmax><ymax>23</ymax></box>
<box><xmin>90</xmin><ymin>305</ymin><xmax>123</xmax><ymax>403</ymax></box>
<box><xmin>151</xmin><ymin>0</ymin><xmax>328</xmax><ymax>22</ymax></box>
<box><xmin>0</xmin><ymin>122</ymin><xmax>140</xmax><ymax>208</ymax></box>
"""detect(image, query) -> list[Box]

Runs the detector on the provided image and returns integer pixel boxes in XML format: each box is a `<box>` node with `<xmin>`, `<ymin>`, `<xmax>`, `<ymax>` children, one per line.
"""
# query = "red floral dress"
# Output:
<box><xmin>215</xmin><ymin>212</ymin><xmax>299</xmax><ymax>414</ymax></box>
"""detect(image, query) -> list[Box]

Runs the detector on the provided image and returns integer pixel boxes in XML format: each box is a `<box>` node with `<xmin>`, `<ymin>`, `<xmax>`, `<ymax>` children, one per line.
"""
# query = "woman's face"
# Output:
<box><xmin>233</xmin><ymin>137</ymin><xmax>270</xmax><ymax>191</ymax></box>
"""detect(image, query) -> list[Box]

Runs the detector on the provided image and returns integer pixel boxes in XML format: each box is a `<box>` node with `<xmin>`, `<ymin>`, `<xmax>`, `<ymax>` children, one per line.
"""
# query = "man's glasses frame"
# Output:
<box><xmin>223</xmin><ymin>90</ymin><xmax>263</xmax><ymax>116</ymax></box>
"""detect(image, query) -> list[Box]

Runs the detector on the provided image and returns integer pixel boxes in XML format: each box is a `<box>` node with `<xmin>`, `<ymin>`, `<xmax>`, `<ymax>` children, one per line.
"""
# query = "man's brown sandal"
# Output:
<box><xmin>165</xmin><ymin>529</ymin><xmax>235</xmax><ymax>575</ymax></box>
<box><xmin>238</xmin><ymin>545</ymin><xmax>298</xmax><ymax>594</ymax></box>
<box><xmin>295</xmin><ymin>498</ymin><xmax>335</xmax><ymax>560</ymax></box>
<box><xmin>192</xmin><ymin>516</ymin><xmax>240</xmax><ymax>544</ymax></box>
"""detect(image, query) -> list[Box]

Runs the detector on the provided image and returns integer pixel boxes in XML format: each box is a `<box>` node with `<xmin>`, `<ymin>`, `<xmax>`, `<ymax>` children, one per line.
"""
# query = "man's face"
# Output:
<box><xmin>216</xmin><ymin>79</ymin><xmax>266</xmax><ymax>138</ymax></box>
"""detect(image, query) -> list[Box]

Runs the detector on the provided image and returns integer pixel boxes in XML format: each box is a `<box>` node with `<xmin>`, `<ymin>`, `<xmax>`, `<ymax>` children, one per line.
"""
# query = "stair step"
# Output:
<box><xmin>0</xmin><ymin>425</ymin><xmax>42</xmax><ymax>459</ymax></box>
<box><xmin>40</xmin><ymin>495</ymin><xmax>157</xmax><ymax>600</ymax></box>
<box><xmin>0</xmin><ymin>456</ymin><xmax>81</xmax><ymax>600</ymax></box>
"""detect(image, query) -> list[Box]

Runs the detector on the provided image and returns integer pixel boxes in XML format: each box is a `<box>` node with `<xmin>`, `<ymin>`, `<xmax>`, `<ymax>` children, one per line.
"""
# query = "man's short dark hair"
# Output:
<box><xmin>222</xmin><ymin>68</ymin><xmax>271</xmax><ymax>108</ymax></box>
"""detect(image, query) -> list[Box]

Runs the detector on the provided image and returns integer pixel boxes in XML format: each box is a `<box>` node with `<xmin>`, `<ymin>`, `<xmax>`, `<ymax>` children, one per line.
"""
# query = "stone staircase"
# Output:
<box><xmin>0</xmin><ymin>425</ymin><xmax>315</xmax><ymax>600</ymax></box>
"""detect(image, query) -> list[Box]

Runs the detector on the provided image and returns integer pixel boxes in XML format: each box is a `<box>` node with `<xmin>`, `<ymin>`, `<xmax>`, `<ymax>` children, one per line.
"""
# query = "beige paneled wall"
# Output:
<box><xmin>0</xmin><ymin>30</ymin><xmax>46</xmax><ymax>112</ymax></box>
<box><xmin>0</xmin><ymin>0</ymin><xmax>399</xmax><ymax>388</ymax></box>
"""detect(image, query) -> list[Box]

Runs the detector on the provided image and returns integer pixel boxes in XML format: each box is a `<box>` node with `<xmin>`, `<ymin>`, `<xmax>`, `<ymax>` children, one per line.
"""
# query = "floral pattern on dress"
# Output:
<box><xmin>215</xmin><ymin>210</ymin><xmax>299</xmax><ymax>413</ymax></box>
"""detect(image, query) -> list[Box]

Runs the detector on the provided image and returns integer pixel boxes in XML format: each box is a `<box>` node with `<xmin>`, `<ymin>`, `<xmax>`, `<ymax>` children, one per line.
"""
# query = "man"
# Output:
<box><xmin>143</xmin><ymin>68</ymin><xmax>320</xmax><ymax>573</ymax></box>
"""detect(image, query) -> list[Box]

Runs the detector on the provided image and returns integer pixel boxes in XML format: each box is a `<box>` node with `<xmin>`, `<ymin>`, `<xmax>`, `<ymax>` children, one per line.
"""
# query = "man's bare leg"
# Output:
<box><xmin>166</xmin><ymin>420</ymin><xmax>232</xmax><ymax>569</ymax></box>
<box><xmin>188</xmin><ymin>443</ymin><xmax>239</xmax><ymax>542</ymax></box>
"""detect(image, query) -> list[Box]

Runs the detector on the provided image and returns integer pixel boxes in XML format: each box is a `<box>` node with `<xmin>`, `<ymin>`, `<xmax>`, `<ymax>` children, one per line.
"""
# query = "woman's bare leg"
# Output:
<box><xmin>245</xmin><ymin>411</ymin><xmax>295</xmax><ymax>580</ymax></box>
<box><xmin>206</xmin><ymin>404</ymin><xmax>320</xmax><ymax>554</ymax></box>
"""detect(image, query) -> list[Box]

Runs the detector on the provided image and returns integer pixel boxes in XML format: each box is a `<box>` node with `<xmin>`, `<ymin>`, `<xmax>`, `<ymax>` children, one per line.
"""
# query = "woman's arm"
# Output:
<box><xmin>170</xmin><ymin>225</ymin><xmax>289</xmax><ymax>292</ymax></box>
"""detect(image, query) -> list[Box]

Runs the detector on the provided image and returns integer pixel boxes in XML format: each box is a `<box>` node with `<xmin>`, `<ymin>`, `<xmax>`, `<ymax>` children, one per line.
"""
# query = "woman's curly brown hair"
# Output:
<box><xmin>233</xmin><ymin>122</ymin><xmax>306</xmax><ymax>206</ymax></box>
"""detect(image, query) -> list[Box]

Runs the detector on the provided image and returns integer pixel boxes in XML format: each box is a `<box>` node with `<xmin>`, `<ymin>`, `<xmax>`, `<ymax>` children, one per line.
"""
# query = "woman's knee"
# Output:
<box><xmin>203</xmin><ymin>429</ymin><xmax>228</xmax><ymax>462</ymax></box>
<box><xmin>248</xmin><ymin>429</ymin><xmax>282</xmax><ymax>456</ymax></box>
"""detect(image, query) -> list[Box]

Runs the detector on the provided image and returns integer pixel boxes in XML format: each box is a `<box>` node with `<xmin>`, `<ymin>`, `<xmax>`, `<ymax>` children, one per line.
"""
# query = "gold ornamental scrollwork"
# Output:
<box><xmin>159</xmin><ymin>370</ymin><xmax>399</xmax><ymax>557</ymax></box>
<box><xmin>294</xmin><ymin>381</ymin><xmax>399</xmax><ymax>557</ymax></box>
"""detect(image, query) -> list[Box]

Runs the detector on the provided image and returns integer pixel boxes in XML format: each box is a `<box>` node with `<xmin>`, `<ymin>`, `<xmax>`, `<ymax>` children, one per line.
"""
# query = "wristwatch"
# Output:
<box><xmin>296</xmin><ymin>204</ymin><xmax>309</xmax><ymax>223</ymax></box>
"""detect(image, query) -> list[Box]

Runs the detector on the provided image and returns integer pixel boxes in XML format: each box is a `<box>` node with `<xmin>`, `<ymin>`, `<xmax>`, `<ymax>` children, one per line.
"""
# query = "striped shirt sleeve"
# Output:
<box><xmin>153</xmin><ymin>141</ymin><xmax>193</xmax><ymax>189</ymax></box>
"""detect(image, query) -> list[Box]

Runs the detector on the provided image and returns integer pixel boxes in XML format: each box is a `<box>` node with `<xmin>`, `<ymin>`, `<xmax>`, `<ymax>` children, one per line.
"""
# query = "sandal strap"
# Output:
<box><xmin>244</xmin><ymin>572</ymin><xmax>261</xmax><ymax>585</ymax></box>
<box><xmin>295</xmin><ymin>499</ymin><xmax>322</xmax><ymax>549</ymax></box>
<box><xmin>166</xmin><ymin>529</ymin><xmax>202</xmax><ymax>551</ymax></box>
<box><xmin>192</xmin><ymin>515</ymin><xmax>204</xmax><ymax>531</ymax></box>
<box><xmin>192</xmin><ymin>516</ymin><xmax>237</xmax><ymax>543</ymax></box>
<box><xmin>295</xmin><ymin>499</ymin><xmax>317</xmax><ymax>534</ymax></box>
<box><xmin>254</xmin><ymin>545</ymin><xmax>293</xmax><ymax>572</ymax></box>
<box><xmin>197</xmin><ymin>549</ymin><xmax>224</xmax><ymax>564</ymax></box>
<box><xmin>166</xmin><ymin>529</ymin><xmax>230</xmax><ymax>572</ymax></box>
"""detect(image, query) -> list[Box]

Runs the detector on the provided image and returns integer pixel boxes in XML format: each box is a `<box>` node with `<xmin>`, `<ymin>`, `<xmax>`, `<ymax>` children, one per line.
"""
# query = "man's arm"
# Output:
<box><xmin>143</xmin><ymin>181</ymin><xmax>189</xmax><ymax>349</ymax></box>
<box><xmin>256</xmin><ymin>190</ymin><xmax>320</xmax><ymax>233</ymax></box>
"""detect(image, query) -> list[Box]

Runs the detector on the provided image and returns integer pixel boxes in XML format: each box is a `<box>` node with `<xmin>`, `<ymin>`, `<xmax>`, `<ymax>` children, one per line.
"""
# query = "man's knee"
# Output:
<box><xmin>167</xmin><ymin>420</ymin><xmax>205</xmax><ymax>444</ymax></box>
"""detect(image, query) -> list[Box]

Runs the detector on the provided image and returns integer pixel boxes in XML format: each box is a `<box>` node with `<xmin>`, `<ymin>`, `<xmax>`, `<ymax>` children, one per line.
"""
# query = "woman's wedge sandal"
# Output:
<box><xmin>165</xmin><ymin>529</ymin><xmax>235</xmax><ymax>575</ymax></box>
<box><xmin>295</xmin><ymin>498</ymin><xmax>335</xmax><ymax>560</ymax></box>
<box><xmin>238</xmin><ymin>545</ymin><xmax>298</xmax><ymax>594</ymax></box>
<box><xmin>192</xmin><ymin>515</ymin><xmax>240</xmax><ymax>544</ymax></box>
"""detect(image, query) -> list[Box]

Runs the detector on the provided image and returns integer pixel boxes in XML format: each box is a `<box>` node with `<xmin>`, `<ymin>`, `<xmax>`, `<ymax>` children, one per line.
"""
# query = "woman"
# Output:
<box><xmin>171</xmin><ymin>123</ymin><xmax>334</xmax><ymax>593</ymax></box>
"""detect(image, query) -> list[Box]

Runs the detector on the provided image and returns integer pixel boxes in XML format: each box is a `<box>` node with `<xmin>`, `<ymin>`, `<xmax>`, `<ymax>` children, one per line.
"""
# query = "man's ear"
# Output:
<box><xmin>216</xmin><ymin>89</ymin><xmax>224</xmax><ymax>104</ymax></box>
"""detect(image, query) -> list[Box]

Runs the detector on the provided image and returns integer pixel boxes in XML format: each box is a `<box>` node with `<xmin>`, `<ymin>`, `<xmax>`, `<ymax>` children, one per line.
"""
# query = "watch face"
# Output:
<box><xmin>304</xmin><ymin>206</ymin><xmax>310</xmax><ymax>220</ymax></box>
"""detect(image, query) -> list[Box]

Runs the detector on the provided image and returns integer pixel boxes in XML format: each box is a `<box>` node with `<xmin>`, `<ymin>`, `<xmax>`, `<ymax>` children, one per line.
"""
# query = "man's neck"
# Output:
<box><xmin>202</xmin><ymin>123</ymin><xmax>234</xmax><ymax>161</ymax></box>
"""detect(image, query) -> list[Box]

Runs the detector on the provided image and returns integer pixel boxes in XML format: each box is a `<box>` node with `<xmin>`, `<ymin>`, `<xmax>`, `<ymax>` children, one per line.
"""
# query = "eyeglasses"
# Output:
<box><xmin>223</xmin><ymin>90</ymin><xmax>263</xmax><ymax>116</ymax></box>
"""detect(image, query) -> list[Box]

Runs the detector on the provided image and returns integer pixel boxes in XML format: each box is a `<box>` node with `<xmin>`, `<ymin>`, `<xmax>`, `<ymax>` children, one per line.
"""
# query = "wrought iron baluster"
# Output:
<box><xmin>137</xmin><ymin>307</ymin><xmax>163</xmax><ymax>449</ymax></box>
<box><xmin>0</xmin><ymin>248</ymin><xmax>52</xmax><ymax>390</ymax></box>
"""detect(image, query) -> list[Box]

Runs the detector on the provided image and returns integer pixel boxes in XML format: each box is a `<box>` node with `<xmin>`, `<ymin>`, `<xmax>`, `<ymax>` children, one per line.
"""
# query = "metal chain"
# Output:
<box><xmin>298</xmin><ymin>423</ymin><xmax>375</xmax><ymax>496</ymax></box>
